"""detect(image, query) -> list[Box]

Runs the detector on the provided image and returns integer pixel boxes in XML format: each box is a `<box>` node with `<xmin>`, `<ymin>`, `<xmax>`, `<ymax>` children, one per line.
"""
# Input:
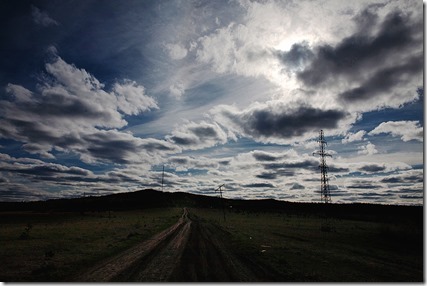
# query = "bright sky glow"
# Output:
<box><xmin>0</xmin><ymin>0</ymin><xmax>423</xmax><ymax>205</ymax></box>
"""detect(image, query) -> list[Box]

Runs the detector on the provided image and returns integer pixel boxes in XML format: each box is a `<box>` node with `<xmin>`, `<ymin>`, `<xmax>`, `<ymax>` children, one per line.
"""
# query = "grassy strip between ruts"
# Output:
<box><xmin>190</xmin><ymin>207</ymin><xmax>423</xmax><ymax>282</ymax></box>
<box><xmin>0</xmin><ymin>208</ymin><xmax>181</xmax><ymax>282</ymax></box>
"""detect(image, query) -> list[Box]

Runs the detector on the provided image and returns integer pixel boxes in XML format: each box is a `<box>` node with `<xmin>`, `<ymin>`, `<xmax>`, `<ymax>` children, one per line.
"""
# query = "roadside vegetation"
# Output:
<box><xmin>0</xmin><ymin>208</ymin><xmax>181</xmax><ymax>281</ymax></box>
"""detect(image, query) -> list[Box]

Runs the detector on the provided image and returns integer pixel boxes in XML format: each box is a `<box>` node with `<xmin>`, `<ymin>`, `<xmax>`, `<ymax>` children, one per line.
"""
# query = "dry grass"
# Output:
<box><xmin>191</xmin><ymin>208</ymin><xmax>423</xmax><ymax>282</ymax></box>
<box><xmin>0</xmin><ymin>208</ymin><xmax>181</xmax><ymax>281</ymax></box>
<box><xmin>1</xmin><ymin>206</ymin><xmax>422</xmax><ymax>282</ymax></box>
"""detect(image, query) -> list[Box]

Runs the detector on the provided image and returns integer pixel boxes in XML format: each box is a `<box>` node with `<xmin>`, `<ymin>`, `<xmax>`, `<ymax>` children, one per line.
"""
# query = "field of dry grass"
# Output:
<box><xmin>191</xmin><ymin>207</ymin><xmax>423</xmax><ymax>282</ymax></box>
<box><xmin>0</xmin><ymin>203</ymin><xmax>423</xmax><ymax>282</ymax></box>
<box><xmin>0</xmin><ymin>208</ymin><xmax>181</xmax><ymax>281</ymax></box>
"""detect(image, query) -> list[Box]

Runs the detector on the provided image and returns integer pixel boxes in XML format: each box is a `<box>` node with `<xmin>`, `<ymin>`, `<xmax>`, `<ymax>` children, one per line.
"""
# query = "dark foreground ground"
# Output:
<box><xmin>75</xmin><ymin>208</ymin><xmax>280</xmax><ymax>282</ymax></box>
<box><xmin>0</xmin><ymin>189</ymin><xmax>423</xmax><ymax>282</ymax></box>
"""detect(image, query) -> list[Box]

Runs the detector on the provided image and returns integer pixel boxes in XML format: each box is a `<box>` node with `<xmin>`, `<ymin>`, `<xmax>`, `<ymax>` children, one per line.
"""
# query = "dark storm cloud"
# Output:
<box><xmin>252</xmin><ymin>150</ymin><xmax>280</xmax><ymax>162</ymax></box>
<box><xmin>328</xmin><ymin>165</ymin><xmax>350</xmax><ymax>173</ymax></box>
<box><xmin>256</xmin><ymin>168</ymin><xmax>294</xmax><ymax>180</ymax></box>
<box><xmin>80</xmin><ymin>133</ymin><xmax>178</xmax><ymax>165</ymax></box>
<box><xmin>404</xmin><ymin>175</ymin><xmax>423</xmax><ymax>183</ymax></box>
<box><xmin>297</xmin><ymin>9</ymin><xmax>422</xmax><ymax>87</ymax></box>
<box><xmin>0</xmin><ymin>156</ymin><xmax>116</xmax><ymax>187</ymax></box>
<box><xmin>140</xmin><ymin>138</ymin><xmax>181</xmax><ymax>153</ymax></box>
<box><xmin>347</xmin><ymin>183</ymin><xmax>381</xmax><ymax>189</ymax></box>
<box><xmin>84</xmin><ymin>132</ymin><xmax>142</xmax><ymax>165</ymax></box>
<box><xmin>381</xmin><ymin>174</ymin><xmax>423</xmax><ymax>184</ymax></box>
<box><xmin>0</xmin><ymin>117</ymin><xmax>148</xmax><ymax>164</ymax></box>
<box><xmin>360</xmin><ymin>192</ymin><xmax>394</xmax><ymax>197</ymax></box>
<box><xmin>167</xmin><ymin>135</ymin><xmax>197</xmax><ymax>146</ymax></box>
<box><xmin>256</xmin><ymin>172</ymin><xmax>277</xmax><ymax>180</ymax></box>
<box><xmin>290</xmin><ymin>183</ymin><xmax>305</xmax><ymax>190</ymax></box>
<box><xmin>169</xmin><ymin>157</ymin><xmax>189</xmax><ymax>165</ymax></box>
<box><xmin>166</xmin><ymin>121</ymin><xmax>227</xmax><ymax>150</ymax></box>
<box><xmin>262</xmin><ymin>163</ymin><xmax>282</xmax><ymax>170</ymax></box>
<box><xmin>243</xmin><ymin>183</ymin><xmax>275</xmax><ymax>188</ymax></box>
<box><xmin>167</xmin><ymin>155</ymin><xmax>219</xmax><ymax>171</ymax></box>
<box><xmin>290</xmin><ymin>7</ymin><xmax>422</xmax><ymax>111</ymax></box>
<box><xmin>264</xmin><ymin>159</ymin><xmax>318</xmax><ymax>171</ymax></box>
<box><xmin>0</xmin><ymin>155</ymin><xmax>150</xmax><ymax>196</ymax></box>
<box><xmin>245</xmin><ymin>107</ymin><xmax>346</xmax><ymax>138</ymax></box>
<box><xmin>358</xmin><ymin>164</ymin><xmax>386</xmax><ymax>173</ymax></box>
<box><xmin>167</xmin><ymin>125</ymin><xmax>222</xmax><ymax>147</ymax></box>
<box><xmin>190</xmin><ymin>125</ymin><xmax>219</xmax><ymax>138</ymax></box>
<box><xmin>275</xmin><ymin>42</ymin><xmax>314</xmax><ymax>71</ymax></box>
<box><xmin>391</xmin><ymin>188</ymin><xmax>424</xmax><ymax>194</ymax></box>
<box><xmin>283</xmin><ymin>159</ymin><xmax>318</xmax><ymax>170</ymax></box>
<box><xmin>103</xmin><ymin>170</ymin><xmax>143</xmax><ymax>184</ymax></box>
<box><xmin>219</xmin><ymin>104</ymin><xmax>349</xmax><ymax>141</ymax></box>
<box><xmin>351</xmin><ymin>4</ymin><xmax>382</xmax><ymax>32</ymax></box>
<box><xmin>399</xmin><ymin>194</ymin><xmax>423</xmax><ymax>200</ymax></box>
<box><xmin>3</xmin><ymin>165</ymin><xmax>91</xmax><ymax>177</ymax></box>
<box><xmin>339</xmin><ymin>55</ymin><xmax>422</xmax><ymax>103</ymax></box>
<box><xmin>218</xmin><ymin>159</ymin><xmax>231</xmax><ymax>166</ymax></box>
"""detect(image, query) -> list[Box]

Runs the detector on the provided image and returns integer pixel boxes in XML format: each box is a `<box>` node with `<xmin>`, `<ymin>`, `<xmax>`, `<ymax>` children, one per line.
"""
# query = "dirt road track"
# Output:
<box><xmin>75</xmin><ymin>208</ymin><xmax>280</xmax><ymax>282</ymax></box>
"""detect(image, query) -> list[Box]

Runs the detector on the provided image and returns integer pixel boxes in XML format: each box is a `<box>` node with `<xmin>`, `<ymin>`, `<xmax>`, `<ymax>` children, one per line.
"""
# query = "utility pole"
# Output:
<box><xmin>214</xmin><ymin>184</ymin><xmax>226</xmax><ymax>222</ymax></box>
<box><xmin>313</xmin><ymin>130</ymin><xmax>332</xmax><ymax>203</ymax></box>
<box><xmin>161</xmin><ymin>165</ymin><xmax>165</xmax><ymax>192</ymax></box>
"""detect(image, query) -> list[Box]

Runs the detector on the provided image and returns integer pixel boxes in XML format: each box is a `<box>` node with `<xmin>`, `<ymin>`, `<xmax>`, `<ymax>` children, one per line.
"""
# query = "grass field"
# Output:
<box><xmin>191</xmin><ymin>207</ymin><xmax>423</xmax><ymax>282</ymax></box>
<box><xmin>0</xmin><ymin>205</ymin><xmax>423</xmax><ymax>282</ymax></box>
<box><xmin>0</xmin><ymin>208</ymin><xmax>181</xmax><ymax>282</ymax></box>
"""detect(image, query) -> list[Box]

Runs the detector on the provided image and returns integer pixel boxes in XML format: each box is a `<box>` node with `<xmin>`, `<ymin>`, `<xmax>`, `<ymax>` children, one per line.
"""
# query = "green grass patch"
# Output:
<box><xmin>0</xmin><ymin>208</ymin><xmax>181</xmax><ymax>282</ymax></box>
<box><xmin>191</xmin><ymin>207</ymin><xmax>423</xmax><ymax>282</ymax></box>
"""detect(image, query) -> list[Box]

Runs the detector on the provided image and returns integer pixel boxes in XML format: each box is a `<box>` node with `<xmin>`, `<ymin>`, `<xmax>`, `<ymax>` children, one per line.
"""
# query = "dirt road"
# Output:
<box><xmin>75</xmin><ymin>208</ymin><xmax>279</xmax><ymax>282</ymax></box>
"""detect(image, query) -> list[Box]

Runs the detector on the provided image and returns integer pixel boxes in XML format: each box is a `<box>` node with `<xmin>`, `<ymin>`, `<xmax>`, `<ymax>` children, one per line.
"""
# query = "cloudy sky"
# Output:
<box><xmin>0</xmin><ymin>0</ymin><xmax>423</xmax><ymax>204</ymax></box>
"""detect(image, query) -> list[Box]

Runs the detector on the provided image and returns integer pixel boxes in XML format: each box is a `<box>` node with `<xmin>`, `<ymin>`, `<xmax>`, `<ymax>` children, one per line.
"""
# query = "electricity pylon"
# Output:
<box><xmin>313</xmin><ymin>130</ymin><xmax>332</xmax><ymax>203</ymax></box>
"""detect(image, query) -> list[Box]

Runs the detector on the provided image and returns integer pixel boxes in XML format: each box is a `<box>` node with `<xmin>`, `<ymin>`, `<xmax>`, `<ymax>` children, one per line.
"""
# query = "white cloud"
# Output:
<box><xmin>165</xmin><ymin>43</ymin><xmax>188</xmax><ymax>60</ymax></box>
<box><xmin>357</xmin><ymin>143</ymin><xmax>378</xmax><ymax>156</ymax></box>
<box><xmin>342</xmin><ymin>130</ymin><xmax>366</xmax><ymax>143</ymax></box>
<box><xmin>1</xmin><ymin>53</ymin><xmax>163</xmax><ymax>164</ymax></box>
<box><xmin>5</xmin><ymin>84</ymin><xmax>33</xmax><ymax>102</ymax></box>
<box><xmin>341</xmin><ymin>151</ymin><xmax>422</xmax><ymax>167</ymax></box>
<box><xmin>369</xmin><ymin>121</ymin><xmax>423</xmax><ymax>142</ymax></box>
<box><xmin>196</xmin><ymin>23</ymin><xmax>238</xmax><ymax>74</ymax></box>
<box><xmin>169</xmin><ymin>82</ymin><xmax>186</xmax><ymax>98</ymax></box>
<box><xmin>31</xmin><ymin>6</ymin><xmax>59</xmax><ymax>27</ymax></box>
<box><xmin>166</xmin><ymin>120</ymin><xmax>228</xmax><ymax>150</ymax></box>
<box><xmin>357</xmin><ymin>141</ymin><xmax>378</xmax><ymax>155</ymax></box>
<box><xmin>113</xmin><ymin>80</ymin><xmax>158</xmax><ymax>115</ymax></box>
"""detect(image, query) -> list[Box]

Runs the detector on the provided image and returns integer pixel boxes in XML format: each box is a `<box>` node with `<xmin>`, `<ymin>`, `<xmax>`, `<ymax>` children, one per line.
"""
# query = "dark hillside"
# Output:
<box><xmin>0</xmin><ymin>189</ymin><xmax>422</xmax><ymax>225</ymax></box>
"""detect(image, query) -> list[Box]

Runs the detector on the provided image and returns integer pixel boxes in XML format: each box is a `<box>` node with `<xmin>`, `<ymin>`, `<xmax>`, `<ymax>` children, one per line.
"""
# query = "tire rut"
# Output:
<box><xmin>75</xmin><ymin>208</ymin><xmax>280</xmax><ymax>282</ymax></box>
<box><xmin>75</xmin><ymin>208</ymin><xmax>189</xmax><ymax>282</ymax></box>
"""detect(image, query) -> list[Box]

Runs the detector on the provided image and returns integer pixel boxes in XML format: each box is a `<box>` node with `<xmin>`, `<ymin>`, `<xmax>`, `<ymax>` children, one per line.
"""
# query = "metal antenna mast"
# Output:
<box><xmin>214</xmin><ymin>184</ymin><xmax>226</xmax><ymax>221</ymax></box>
<box><xmin>313</xmin><ymin>130</ymin><xmax>332</xmax><ymax>203</ymax></box>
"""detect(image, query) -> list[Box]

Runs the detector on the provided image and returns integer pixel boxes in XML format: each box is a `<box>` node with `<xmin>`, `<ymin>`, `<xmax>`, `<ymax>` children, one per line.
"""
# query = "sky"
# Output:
<box><xmin>0</xmin><ymin>0</ymin><xmax>423</xmax><ymax>205</ymax></box>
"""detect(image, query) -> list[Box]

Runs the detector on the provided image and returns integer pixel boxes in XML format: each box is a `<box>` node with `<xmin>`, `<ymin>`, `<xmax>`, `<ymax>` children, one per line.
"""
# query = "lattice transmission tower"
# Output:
<box><xmin>313</xmin><ymin>130</ymin><xmax>332</xmax><ymax>203</ymax></box>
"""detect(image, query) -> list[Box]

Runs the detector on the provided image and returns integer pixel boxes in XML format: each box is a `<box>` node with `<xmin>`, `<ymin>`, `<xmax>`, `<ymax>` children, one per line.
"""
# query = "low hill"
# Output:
<box><xmin>0</xmin><ymin>189</ymin><xmax>422</xmax><ymax>223</ymax></box>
